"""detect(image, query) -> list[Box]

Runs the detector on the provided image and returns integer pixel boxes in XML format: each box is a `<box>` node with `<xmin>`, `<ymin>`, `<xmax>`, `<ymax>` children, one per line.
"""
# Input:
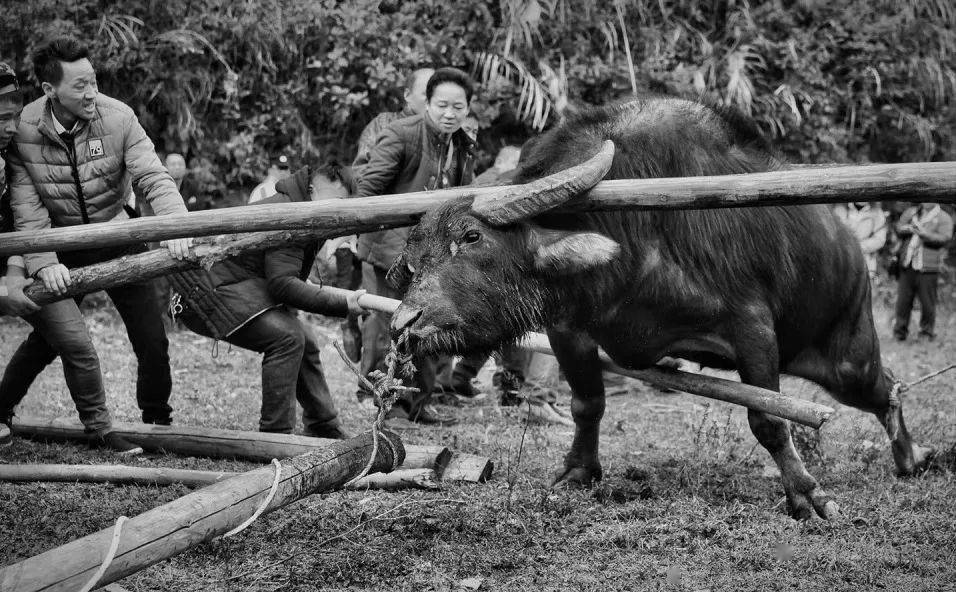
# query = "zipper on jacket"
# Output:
<box><xmin>61</xmin><ymin>134</ymin><xmax>90</xmax><ymax>224</ymax></box>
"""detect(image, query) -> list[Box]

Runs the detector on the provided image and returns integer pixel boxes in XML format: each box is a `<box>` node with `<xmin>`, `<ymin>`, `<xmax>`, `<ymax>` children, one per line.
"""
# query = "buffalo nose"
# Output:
<box><xmin>391</xmin><ymin>305</ymin><xmax>423</xmax><ymax>334</ymax></box>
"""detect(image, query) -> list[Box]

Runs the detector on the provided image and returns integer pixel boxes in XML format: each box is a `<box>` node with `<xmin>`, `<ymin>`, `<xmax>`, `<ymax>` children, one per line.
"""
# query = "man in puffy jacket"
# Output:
<box><xmin>169</xmin><ymin>164</ymin><xmax>363</xmax><ymax>438</ymax></box>
<box><xmin>0</xmin><ymin>37</ymin><xmax>190</xmax><ymax>453</ymax></box>
<box><xmin>352</xmin><ymin>67</ymin><xmax>476</xmax><ymax>426</ymax></box>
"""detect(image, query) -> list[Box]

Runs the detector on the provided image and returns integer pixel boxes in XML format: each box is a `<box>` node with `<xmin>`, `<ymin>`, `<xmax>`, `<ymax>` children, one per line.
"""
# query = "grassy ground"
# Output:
<box><xmin>1</xmin><ymin>283</ymin><xmax>955</xmax><ymax>591</ymax></box>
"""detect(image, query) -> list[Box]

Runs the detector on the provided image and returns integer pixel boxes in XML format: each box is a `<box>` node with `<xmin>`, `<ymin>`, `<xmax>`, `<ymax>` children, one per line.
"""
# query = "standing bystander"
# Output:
<box><xmin>893</xmin><ymin>201</ymin><xmax>954</xmax><ymax>341</ymax></box>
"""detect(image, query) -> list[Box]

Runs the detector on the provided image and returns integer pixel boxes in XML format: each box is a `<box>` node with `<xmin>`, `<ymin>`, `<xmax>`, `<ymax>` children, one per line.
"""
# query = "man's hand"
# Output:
<box><xmin>160</xmin><ymin>237</ymin><xmax>194</xmax><ymax>260</ymax></box>
<box><xmin>37</xmin><ymin>264</ymin><xmax>71</xmax><ymax>296</ymax></box>
<box><xmin>346</xmin><ymin>289</ymin><xmax>369</xmax><ymax>317</ymax></box>
<box><xmin>0</xmin><ymin>275</ymin><xmax>41</xmax><ymax>317</ymax></box>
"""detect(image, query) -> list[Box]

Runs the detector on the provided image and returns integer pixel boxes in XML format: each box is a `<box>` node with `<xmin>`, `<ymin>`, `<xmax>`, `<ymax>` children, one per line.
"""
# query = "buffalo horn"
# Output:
<box><xmin>470</xmin><ymin>140</ymin><xmax>615</xmax><ymax>225</ymax></box>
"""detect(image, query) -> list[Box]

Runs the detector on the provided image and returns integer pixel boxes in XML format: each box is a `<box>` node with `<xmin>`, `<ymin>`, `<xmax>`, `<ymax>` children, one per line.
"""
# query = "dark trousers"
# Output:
<box><xmin>359</xmin><ymin>262</ymin><xmax>436</xmax><ymax>419</ymax></box>
<box><xmin>0</xmin><ymin>244</ymin><xmax>172</xmax><ymax>429</ymax></box>
<box><xmin>893</xmin><ymin>268</ymin><xmax>939</xmax><ymax>338</ymax></box>
<box><xmin>335</xmin><ymin>246</ymin><xmax>363</xmax><ymax>359</ymax></box>
<box><xmin>183</xmin><ymin>308</ymin><xmax>340</xmax><ymax>434</ymax></box>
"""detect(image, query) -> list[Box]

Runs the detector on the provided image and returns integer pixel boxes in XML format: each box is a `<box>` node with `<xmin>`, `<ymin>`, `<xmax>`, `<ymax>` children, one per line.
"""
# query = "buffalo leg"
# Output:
<box><xmin>734</xmin><ymin>312</ymin><xmax>838</xmax><ymax>520</ymax></box>
<box><xmin>786</xmin><ymin>350</ymin><xmax>935</xmax><ymax>476</ymax></box>
<box><xmin>547</xmin><ymin>328</ymin><xmax>605</xmax><ymax>486</ymax></box>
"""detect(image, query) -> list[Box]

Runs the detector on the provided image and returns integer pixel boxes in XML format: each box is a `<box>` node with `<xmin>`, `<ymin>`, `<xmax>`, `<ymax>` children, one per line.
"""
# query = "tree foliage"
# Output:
<box><xmin>1</xmin><ymin>0</ymin><xmax>953</xmax><ymax>193</ymax></box>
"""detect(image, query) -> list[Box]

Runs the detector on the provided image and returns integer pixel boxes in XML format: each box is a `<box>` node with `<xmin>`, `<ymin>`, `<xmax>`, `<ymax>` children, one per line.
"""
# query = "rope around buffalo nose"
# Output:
<box><xmin>333</xmin><ymin>330</ymin><xmax>417</xmax><ymax>487</ymax></box>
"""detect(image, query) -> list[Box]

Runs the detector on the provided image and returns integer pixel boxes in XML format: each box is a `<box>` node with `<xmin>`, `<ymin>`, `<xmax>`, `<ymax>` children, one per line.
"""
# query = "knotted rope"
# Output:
<box><xmin>333</xmin><ymin>331</ymin><xmax>417</xmax><ymax>487</ymax></box>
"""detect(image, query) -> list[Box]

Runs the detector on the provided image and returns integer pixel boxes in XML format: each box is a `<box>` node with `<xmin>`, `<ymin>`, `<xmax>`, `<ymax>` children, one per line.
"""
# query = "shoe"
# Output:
<box><xmin>304</xmin><ymin>425</ymin><xmax>352</xmax><ymax>440</ymax></box>
<box><xmin>449</xmin><ymin>380</ymin><xmax>488</xmax><ymax>401</ymax></box>
<box><xmin>383</xmin><ymin>406</ymin><xmax>421</xmax><ymax>430</ymax></box>
<box><xmin>409</xmin><ymin>405</ymin><xmax>459</xmax><ymax>426</ymax></box>
<box><xmin>519</xmin><ymin>400</ymin><xmax>575</xmax><ymax>427</ymax></box>
<box><xmin>142</xmin><ymin>415</ymin><xmax>172</xmax><ymax>426</ymax></box>
<box><xmin>495</xmin><ymin>370</ymin><xmax>524</xmax><ymax>407</ymax></box>
<box><xmin>0</xmin><ymin>419</ymin><xmax>12</xmax><ymax>448</ymax></box>
<box><xmin>917</xmin><ymin>332</ymin><xmax>935</xmax><ymax>341</ymax></box>
<box><xmin>92</xmin><ymin>432</ymin><xmax>144</xmax><ymax>456</ymax></box>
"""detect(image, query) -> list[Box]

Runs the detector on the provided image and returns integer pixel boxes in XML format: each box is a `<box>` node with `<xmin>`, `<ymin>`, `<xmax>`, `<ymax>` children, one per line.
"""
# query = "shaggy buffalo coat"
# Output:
<box><xmin>392</xmin><ymin>98</ymin><xmax>933</xmax><ymax>519</ymax></box>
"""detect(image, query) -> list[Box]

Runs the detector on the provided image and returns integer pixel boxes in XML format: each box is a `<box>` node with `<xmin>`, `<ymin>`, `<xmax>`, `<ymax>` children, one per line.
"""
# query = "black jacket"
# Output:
<box><xmin>170</xmin><ymin>167</ymin><xmax>349</xmax><ymax>339</ymax></box>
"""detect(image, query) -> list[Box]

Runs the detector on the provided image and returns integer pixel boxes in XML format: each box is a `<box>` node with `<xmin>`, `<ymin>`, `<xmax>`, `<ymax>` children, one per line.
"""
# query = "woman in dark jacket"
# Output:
<box><xmin>352</xmin><ymin>67</ymin><xmax>477</xmax><ymax>426</ymax></box>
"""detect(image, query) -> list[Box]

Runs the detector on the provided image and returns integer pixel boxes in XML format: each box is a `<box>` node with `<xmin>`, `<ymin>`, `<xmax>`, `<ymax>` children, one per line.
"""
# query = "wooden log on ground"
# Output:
<box><xmin>11</xmin><ymin>416</ymin><xmax>453</xmax><ymax>476</ymax></box>
<box><xmin>1</xmin><ymin>161</ymin><xmax>954</xmax><ymax>257</ymax></box>
<box><xmin>327</xmin><ymin>287</ymin><xmax>835</xmax><ymax>429</ymax></box>
<box><xmin>0</xmin><ymin>464</ymin><xmax>236</xmax><ymax>488</ymax></box>
<box><xmin>0</xmin><ymin>430</ymin><xmax>405</xmax><ymax>592</ymax></box>
<box><xmin>0</xmin><ymin>464</ymin><xmax>443</xmax><ymax>492</ymax></box>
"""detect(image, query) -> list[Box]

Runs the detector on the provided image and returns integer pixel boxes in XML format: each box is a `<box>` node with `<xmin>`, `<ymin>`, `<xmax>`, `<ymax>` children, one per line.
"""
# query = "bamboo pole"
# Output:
<box><xmin>0</xmin><ymin>464</ymin><xmax>442</xmax><ymax>492</ymax></box>
<box><xmin>1</xmin><ymin>161</ymin><xmax>954</xmax><ymax>257</ymax></box>
<box><xmin>0</xmin><ymin>430</ymin><xmax>405</xmax><ymax>592</ymax></box>
<box><xmin>321</xmin><ymin>287</ymin><xmax>835</xmax><ymax>429</ymax></box>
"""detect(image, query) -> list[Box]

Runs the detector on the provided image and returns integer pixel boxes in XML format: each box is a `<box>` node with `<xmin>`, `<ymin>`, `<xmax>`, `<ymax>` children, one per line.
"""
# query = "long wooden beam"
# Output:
<box><xmin>0</xmin><ymin>464</ymin><xmax>443</xmax><ymax>491</ymax></box>
<box><xmin>320</xmin><ymin>287</ymin><xmax>835</xmax><ymax>429</ymax></box>
<box><xmin>0</xmin><ymin>430</ymin><xmax>405</xmax><ymax>592</ymax></box>
<box><xmin>1</xmin><ymin>161</ymin><xmax>954</xmax><ymax>257</ymax></box>
<box><xmin>11</xmin><ymin>417</ymin><xmax>494</xmax><ymax>483</ymax></box>
<box><xmin>12</xmin><ymin>416</ymin><xmax>447</xmax><ymax>472</ymax></box>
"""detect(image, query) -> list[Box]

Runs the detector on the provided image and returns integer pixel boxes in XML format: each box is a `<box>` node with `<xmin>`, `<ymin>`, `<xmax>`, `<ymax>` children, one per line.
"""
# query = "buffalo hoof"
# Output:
<box><xmin>894</xmin><ymin>443</ymin><xmax>937</xmax><ymax>477</ymax></box>
<box><xmin>551</xmin><ymin>464</ymin><xmax>603</xmax><ymax>488</ymax></box>
<box><xmin>787</xmin><ymin>487</ymin><xmax>840</xmax><ymax>521</ymax></box>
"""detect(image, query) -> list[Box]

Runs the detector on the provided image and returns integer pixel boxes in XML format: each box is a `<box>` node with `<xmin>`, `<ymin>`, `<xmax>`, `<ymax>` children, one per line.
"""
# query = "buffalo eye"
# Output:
<box><xmin>462</xmin><ymin>230</ymin><xmax>481</xmax><ymax>244</ymax></box>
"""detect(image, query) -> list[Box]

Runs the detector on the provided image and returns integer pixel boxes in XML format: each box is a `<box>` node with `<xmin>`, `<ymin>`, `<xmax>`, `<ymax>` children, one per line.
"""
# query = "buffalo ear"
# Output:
<box><xmin>526</xmin><ymin>226</ymin><xmax>620</xmax><ymax>274</ymax></box>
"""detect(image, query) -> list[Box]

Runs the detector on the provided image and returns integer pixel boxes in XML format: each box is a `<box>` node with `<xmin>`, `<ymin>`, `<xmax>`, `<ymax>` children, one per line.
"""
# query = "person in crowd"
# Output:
<box><xmin>352</xmin><ymin>67</ymin><xmax>476</xmax><ymax>427</ymax></box>
<box><xmin>0</xmin><ymin>62</ymin><xmax>40</xmax><ymax>447</ymax></box>
<box><xmin>248</xmin><ymin>154</ymin><xmax>290</xmax><ymax>204</ymax></box>
<box><xmin>353</xmin><ymin>67</ymin><xmax>434</xmax><ymax>172</ymax></box>
<box><xmin>348</xmin><ymin>66</ymin><xmax>434</xmax><ymax>401</ymax></box>
<box><xmin>309</xmin><ymin>164</ymin><xmax>364</xmax><ymax>363</ymax></box>
<box><xmin>833</xmin><ymin>201</ymin><xmax>886</xmax><ymax>279</ymax></box>
<box><xmin>0</xmin><ymin>37</ymin><xmax>192</xmax><ymax>454</ymax></box>
<box><xmin>168</xmin><ymin>163</ymin><xmax>364</xmax><ymax>438</ymax></box>
<box><xmin>166</xmin><ymin>152</ymin><xmax>209</xmax><ymax>211</ymax></box>
<box><xmin>893</xmin><ymin>201</ymin><xmax>954</xmax><ymax>341</ymax></box>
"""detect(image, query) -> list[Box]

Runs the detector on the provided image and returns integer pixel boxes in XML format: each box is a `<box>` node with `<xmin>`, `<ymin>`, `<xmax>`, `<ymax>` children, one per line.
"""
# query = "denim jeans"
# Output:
<box><xmin>0</xmin><ymin>297</ymin><xmax>112</xmax><ymax>434</ymax></box>
<box><xmin>0</xmin><ymin>244</ymin><xmax>173</xmax><ymax>429</ymax></box>
<box><xmin>183</xmin><ymin>307</ymin><xmax>340</xmax><ymax>434</ymax></box>
<box><xmin>359</xmin><ymin>262</ymin><xmax>436</xmax><ymax>419</ymax></box>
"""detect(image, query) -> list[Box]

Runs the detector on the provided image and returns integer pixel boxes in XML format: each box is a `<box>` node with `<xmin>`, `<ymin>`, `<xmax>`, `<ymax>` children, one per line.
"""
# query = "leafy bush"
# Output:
<box><xmin>2</xmin><ymin>0</ymin><xmax>952</xmax><ymax>191</ymax></box>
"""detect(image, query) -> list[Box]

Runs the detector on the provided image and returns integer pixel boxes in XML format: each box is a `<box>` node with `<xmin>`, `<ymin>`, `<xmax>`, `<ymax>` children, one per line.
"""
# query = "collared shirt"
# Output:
<box><xmin>903</xmin><ymin>204</ymin><xmax>942</xmax><ymax>271</ymax></box>
<box><xmin>50</xmin><ymin>110</ymin><xmax>81</xmax><ymax>136</ymax></box>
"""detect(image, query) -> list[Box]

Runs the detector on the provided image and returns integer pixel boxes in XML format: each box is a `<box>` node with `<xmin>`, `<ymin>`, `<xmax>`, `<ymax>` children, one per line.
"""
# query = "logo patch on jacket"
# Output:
<box><xmin>88</xmin><ymin>138</ymin><xmax>104</xmax><ymax>159</ymax></box>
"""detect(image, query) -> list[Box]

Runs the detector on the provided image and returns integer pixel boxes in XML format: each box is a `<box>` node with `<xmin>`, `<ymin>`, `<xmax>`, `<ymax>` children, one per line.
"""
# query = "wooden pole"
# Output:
<box><xmin>11</xmin><ymin>417</ymin><xmax>446</xmax><ymax>472</ymax></box>
<box><xmin>0</xmin><ymin>430</ymin><xmax>405</xmax><ymax>592</ymax></box>
<box><xmin>321</xmin><ymin>287</ymin><xmax>835</xmax><ymax>429</ymax></box>
<box><xmin>1</xmin><ymin>161</ymin><xmax>954</xmax><ymax>256</ymax></box>
<box><xmin>11</xmin><ymin>417</ymin><xmax>495</xmax><ymax>483</ymax></box>
<box><xmin>0</xmin><ymin>464</ymin><xmax>443</xmax><ymax>492</ymax></box>
<box><xmin>0</xmin><ymin>464</ymin><xmax>236</xmax><ymax>488</ymax></box>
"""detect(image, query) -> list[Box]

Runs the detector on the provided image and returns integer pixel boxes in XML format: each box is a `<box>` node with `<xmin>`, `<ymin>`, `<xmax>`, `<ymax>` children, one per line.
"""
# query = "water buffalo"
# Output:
<box><xmin>388</xmin><ymin>97</ymin><xmax>934</xmax><ymax>519</ymax></box>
